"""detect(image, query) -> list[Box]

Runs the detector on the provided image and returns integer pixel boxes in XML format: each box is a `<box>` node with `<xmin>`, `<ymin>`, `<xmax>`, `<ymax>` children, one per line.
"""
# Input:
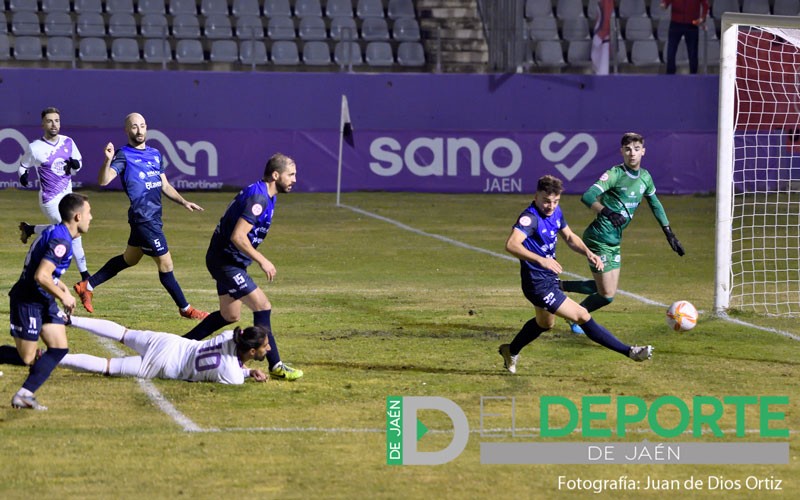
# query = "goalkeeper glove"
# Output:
<box><xmin>662</xmin><ymin>225</ymin><xmax>685</xmax><ymax>256</ymax></box>
<box><xmin>64</xmin><ymin>158</ymin><xmax>81</xmax><ymax>175</ymax></box>
<box><xmin>601</xmin><ymin>206</ymin><xmax>627</xmax><ymax>228</ymax></box>
<box><xmin>19</xmin><ymin>170</ymin><xmax>29</xmax><ymax>187</ymax></box>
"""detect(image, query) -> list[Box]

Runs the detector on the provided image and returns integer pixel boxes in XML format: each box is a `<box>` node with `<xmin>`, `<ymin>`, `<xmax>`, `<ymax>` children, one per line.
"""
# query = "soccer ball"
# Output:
<box><xmin>666</xmin><ymin>301</ymin><xmax>698</xmax><ymax>332</ymax></box>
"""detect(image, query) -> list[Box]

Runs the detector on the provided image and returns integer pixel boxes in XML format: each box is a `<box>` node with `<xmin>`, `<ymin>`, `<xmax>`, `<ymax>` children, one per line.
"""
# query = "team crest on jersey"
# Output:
<box><xmin>138</xmin><ymin>171</ymin><xmax>146</xmax><ymax>179</ymax></box>
<box><xmin>600</xmin><ymin>173</ymin><xmax>609</xmax><ymax>181</ymax></box>
<box><xmin>519</xmin><ymin>215</ymin><xmax>532</xmax><ymax>227</ymax></box>
<box><xmin>251</xmin><ymin>203</ymin><xmax>264</xmax><ymax>216</ymax></box>
<box><xmin>54</xmin><ymin>244</ymin><xmax>67</xmax><ymax>258</ymax></box>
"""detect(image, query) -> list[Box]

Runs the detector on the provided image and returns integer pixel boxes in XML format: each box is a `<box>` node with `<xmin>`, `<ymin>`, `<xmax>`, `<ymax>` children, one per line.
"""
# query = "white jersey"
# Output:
<box><xmin>136</xmin><ymin>330</ymin><xmax>246</xmax><ymax>384</ymax></box>
<box><xmin>20</xmin><ymin>135</ymin><xmax>82</xmax><ymax>204</ymax></box>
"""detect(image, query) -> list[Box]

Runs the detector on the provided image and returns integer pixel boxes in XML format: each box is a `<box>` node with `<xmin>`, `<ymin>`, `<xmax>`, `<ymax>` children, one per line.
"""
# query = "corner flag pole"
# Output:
<box><xmin>336</xmin><ymin>95</ymin><xmax>352</xmax><ymax>206</ymax></box>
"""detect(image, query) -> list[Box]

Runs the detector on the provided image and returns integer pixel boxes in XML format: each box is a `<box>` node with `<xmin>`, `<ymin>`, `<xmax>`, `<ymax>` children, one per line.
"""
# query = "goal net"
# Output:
<box><xmin>715</xmin><ymin>13</ymin><xmax>800</xmax><ymax>316</ymax></box>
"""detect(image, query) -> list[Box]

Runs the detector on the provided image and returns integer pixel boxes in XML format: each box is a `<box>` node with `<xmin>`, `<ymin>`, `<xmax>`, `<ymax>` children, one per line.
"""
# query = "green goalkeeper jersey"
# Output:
<box><xmin>581</xmin><ymin>163</ymin><xmax>670</xmax><ymax>246</ymax></box>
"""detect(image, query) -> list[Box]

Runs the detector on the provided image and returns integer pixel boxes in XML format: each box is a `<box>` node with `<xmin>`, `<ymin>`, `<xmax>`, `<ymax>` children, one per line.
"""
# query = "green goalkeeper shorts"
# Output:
<box><xmin>586</xmin><ymin>240</ymin><xmax>621</xmax><ymax>274</ymax></box>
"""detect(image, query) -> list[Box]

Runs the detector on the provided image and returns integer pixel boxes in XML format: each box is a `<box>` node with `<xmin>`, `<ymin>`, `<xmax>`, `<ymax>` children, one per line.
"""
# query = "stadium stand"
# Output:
<box><xmin>172</xmin><ymin>14</ymin><xmax>202</xmax><ymax>39</ymax></box>
<box><xmin>361</xmin><ymin>17</ymin><xmax>391</xmax><ymax>41</ymax></box>
<box><xmin>143</xmin><ymin>39</ymin><xmax>172</xmax><ymax>63</ymax></box>
<box><xmin>773</xmin><ymin>0</ymin><xmax>800</xmax><ymax>15</ymax></box>
<box><xmin>140</xmin><ymin>14</ymin><xmax>169</xmax><ymax>38</ymax></box>
<box><xmin>263</xmin><ymin>0</ymin><xmax>292</xmax><ymax>17</ymax></box>
<box><xmin>396</xmin><ymin>40</ymin><xmax>425</xmax><ymax>66</ymax></box>
<box><xmin>107</xmin><ymin>13</ymin><xmax>138</xmax><ymax>38</ymax></box>
<box><xmin>267</xmin><ymin>16</ymin><xmax>296</xmax><ymax>40</ymax></box>
<box><xmin>555</xmin><ymin>0</ymin><xmax>585</xmax><ymax>20</ymax></box>
<box><xmin>365</xmin><ymin>40</ymin><xmax>394</xmax><ymax>66</ymax></box>
<box><xmin>77</xmin><ymin>13</ymin><xmax>106</xmax><ymax>37</ymax></box>
<box><xmin>204</xmin><ymin>14</ymin><xmax>234</xmax><ymax>39</ymax></box>
<box><xmin>299</xmin><ymin>16</ymin><xmax>328</xmax><ymax>40</ymax></box>
<box><xmin>14</xmin><ymin>36</ymin><xmax>43</xmax><ymax>60</ymax></box>
<box><xmin>295</xmin><ymin>0</ymin><xmax>324</xmax><ymax>18</ymax></box>
<box><xmin>741</xmin><ymin>0</ymin><xmax>771</xmax><ymax>14</ymax></box>
<box><xmin>239</xmin><ymin>39</ymin><xmax>268</xmax><ymax>64</ymax></box>
<box><xmin>111</xmin><ymin>38</ymin><xmax>140</xmax><ymax>62</ymax></box>
<box><xmin>42</xmin><ymin>0</ymin><xmax>71</xmax><ymax>13</ymax></box>
<box><xmin>357</xmin><ymin>0</ymin><xmax>386</xmax><ymax>19</ymax></box>
<box><xmin>392</xmin><ymin>17</ymin><xmax>420</xmax><ymax>41</ymax></box>
<box><xmin>334</xmin><ymin>40</ymin><xmax>363</xmax><ymax>65</ymax></box>
<box><xmin>201</xmin><ymin>0</ymin><xmax>230</xmax><ymax>16</ymax></box>
<box><xmin>138</xmin><ymin>0</ymin><xmax>167</xmax><ymax>15</ymax></box>
<box><xmin>74</xmin><ymin>0</ymin><xmax>103</xmax><ymax>14</ymax></box>
<box><xmin>327</xmin><ymin>0</ymin><xmax>355</xmax><ymax>18</ymax></box>
<box><xmin>330</xmin><ymin>16</ymin><xmax>359</xmax><ymax>41</ymax></box>
<box><xmin>712</xmin><ymin>0</ymin><xmax>741</xmax><ymax>18</ymax></box>
<box><xmin>561</xmin><ymin>17</ymin><xmax>590</xmax><ymax>41</ymax></box>
<box><xmin>529</xmin><ymin>17</ymin><xmax>560</xmax><ymax>42</ymax></box>
<box><xmin>46</xmin><ymin>36</ymin><xmax>74</xmax><ymax>62</ymax></box>
<box><xmin>44</xmin><ymin>12</ymin><xmax>74</xmax><ymax>37</ymax></box>
<box><xmin>303</xmin><ymin>40</ymin><xmax>332</xmax><ymax>64</ymax></box>
<box><xmin>10</xmin><ymin>0</ymin><xmax>39</xmax><ymax>12</ymax></box>
<box><xmin>387</xmin><ymin>0</ymin><xmax>416</xmax><ymax>19</ymax></box>
<box><xmin>630</xmin><ymin>39</ymin><xmax>661</xmax><ymax>67</ymax></box>
<box><xmin>176</xmin><ymin>39</ymin><xmax>205</xmax><ymax>63</ymax></box>
<box><xmin>270</xmin><ymin>39</ymin><xmax>300</xmax><ymax>64</ymax></box>
<box><xmin>210</xmin><ymin>39</ymin><xmax>238</xmax><ymax>62</ymax></box>
<box><xmin>232</xmin><ymin>0</ymin><xmax>262</xmax><ymax>17</ymax></box>
<box><xmin>78</xmin><ymin>37</ymin><xmax>108</xmax><ymax>61</ymax></box>
<box><xmin>0</xmin><ymin>34</ymin><xmax>10</xmax><ymax>61</ymax></box>
<box><xmin>12</xmin><ymin>12</ymin><xmax>42</xmax><ymax>37</ymax></box>
<box><xmin>169</xmin><ymin>0</ymin><xmax>198</xmax><ymax>15</ymax></box>
<box><xmin>534</xmin><ymin>39</ymin><xmax>566</xmax><ymax>68</ymax></box>
<box><xmin>235</xmin><ymin>15</ymin><xmax>265</xmax><ymax>39</ymax></box>
<box><xmin>106</xmin><ymin>0</ymin><xmax>135</xmax><ymax>14</ymax></box>
<box><xmin>619</xmin><ymin>0</ymin><xmax>648</xmax><ymax>18</ymax></box>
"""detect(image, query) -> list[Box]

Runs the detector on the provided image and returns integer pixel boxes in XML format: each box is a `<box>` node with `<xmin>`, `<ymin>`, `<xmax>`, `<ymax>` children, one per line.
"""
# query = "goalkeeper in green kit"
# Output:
<box><xmin>561</xmin><ymin>133</ymin><xmax>685</xmax><ymax>335</ymax></box>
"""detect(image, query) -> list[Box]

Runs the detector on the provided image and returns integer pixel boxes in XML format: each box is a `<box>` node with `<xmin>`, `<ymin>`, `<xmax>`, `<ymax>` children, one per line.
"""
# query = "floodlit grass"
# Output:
<box><xmin>0</xmin><ymin>190</ymin><xmax>797</xmax><ymax>499</ymax></box>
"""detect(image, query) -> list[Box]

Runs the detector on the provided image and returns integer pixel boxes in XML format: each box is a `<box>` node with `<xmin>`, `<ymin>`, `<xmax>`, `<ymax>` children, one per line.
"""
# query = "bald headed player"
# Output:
<box><xmin>73</xmin><ymin>112</ymin><xmax>208</xmax><ymax>320</ymax></box>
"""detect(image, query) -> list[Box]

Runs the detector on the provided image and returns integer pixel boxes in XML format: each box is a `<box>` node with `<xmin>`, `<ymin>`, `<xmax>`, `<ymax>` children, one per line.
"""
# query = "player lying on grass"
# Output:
<box><xmin>59</xmin><ymin>316</ymin><xmax>269</xmax><ymax>384</ymax></box>
<box><xmin>498</xmin><ymin>175</ymin><xmax>653</xmax><ymax>374</ymax></box>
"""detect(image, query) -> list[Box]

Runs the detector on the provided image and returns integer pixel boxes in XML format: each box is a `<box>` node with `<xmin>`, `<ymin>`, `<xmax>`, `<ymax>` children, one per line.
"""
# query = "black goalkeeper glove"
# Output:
<box><xmin>64</xmin><ymin>158</ymin><xmax>81</xmax><ymax>175</ymax></box>
<box><xmin>662</xmin><ymin>225</ymin><xmax>685</xmax><ymax>256</ymax></box>
<box><xmin>19</xmin><ymin>170</ymin><xmax>29</xmax><ymax>187</ymax></box>
<box><xmin>601</xmin><ymin>206</ymin><xmax>627</xmax><ymax>228</ymax></box>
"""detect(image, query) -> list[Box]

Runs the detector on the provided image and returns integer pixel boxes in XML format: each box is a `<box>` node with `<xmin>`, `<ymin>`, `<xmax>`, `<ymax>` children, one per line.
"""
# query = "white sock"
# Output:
<box><xmin>60</xmin><ymin>353</ymin><xmax>108</xmax><ymax>374</ymax></box>
<box><xmin>71</xmin><ymin>235</ymin><xmax>88</xmax><ymax>274</ymax></box>
<box><xmin>69</xmin><ymin>316</ymin><xmax>126</xmax><ymax>342</ymax></box>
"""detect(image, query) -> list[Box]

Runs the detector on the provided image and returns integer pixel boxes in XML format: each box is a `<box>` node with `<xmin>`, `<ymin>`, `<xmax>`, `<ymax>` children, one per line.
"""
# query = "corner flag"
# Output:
<box><xmin>591</xmin><ymin>0</ymin><xmax>614</xmax><ymax>75</ymax></box>
<box><xmin>337</xmin><ymin>95</ymin><xmax>353</xmax><ymax>206</ymax></box>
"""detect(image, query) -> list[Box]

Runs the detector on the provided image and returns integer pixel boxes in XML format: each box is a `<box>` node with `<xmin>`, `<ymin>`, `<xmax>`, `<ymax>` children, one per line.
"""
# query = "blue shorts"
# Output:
<box><xmin>128</xmin><ymin>220</ymin><xmax>169</xmax><ymax>257</ymax></box>
<box><xmin>207</xmin><ymin>262</ymin><xmax>259</xmax><ymax>300</ymax></box>
<box><xmin>9</xmin><ymin>297</ymin><xmax>66</xmax><ymax>341</ymax></box>
<box><xmin>521</xmin><ymin>272</ymin><xmax>568</xmax><ymax>314</ymax></box>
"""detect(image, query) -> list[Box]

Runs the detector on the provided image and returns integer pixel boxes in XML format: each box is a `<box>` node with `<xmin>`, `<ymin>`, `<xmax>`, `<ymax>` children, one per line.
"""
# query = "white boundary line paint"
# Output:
<box><xmin>340</xmin><ymin>204</ymin><xmax>800</xmax><ymax>341</ymax></box>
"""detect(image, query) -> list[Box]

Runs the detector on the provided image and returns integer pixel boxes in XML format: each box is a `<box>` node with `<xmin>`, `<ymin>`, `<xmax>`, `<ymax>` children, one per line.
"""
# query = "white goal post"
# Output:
<box><xmin>715</xmin><ymin>13</ymin><xmax>800</xmax><ymax>316</ymax></box>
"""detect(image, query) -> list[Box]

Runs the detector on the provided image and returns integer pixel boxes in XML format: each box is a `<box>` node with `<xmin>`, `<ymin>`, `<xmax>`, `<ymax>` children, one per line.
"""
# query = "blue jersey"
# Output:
<box><xmin>9</xmin><ymin>224</ymin><xmax>73</xmax><ymax>303</ymax></box>
<box><xmin>207</xmin><ymin>180</ymin><xmax>276</xmax><ymax>268</ymax></box>
<box><xmin>110</xmin><ymin>144</ymin><xmax>166</xmax><ymax>224</ymax></box>
<box><xmin>513</xmin><ymin>203</ymin><xmax>567</xmax><ymax>281</ymax></box>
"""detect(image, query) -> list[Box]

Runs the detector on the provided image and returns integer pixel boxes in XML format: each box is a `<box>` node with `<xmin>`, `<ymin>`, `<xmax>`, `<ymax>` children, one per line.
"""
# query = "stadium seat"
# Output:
<box><xmin>334</xmin><ymin>40</ymin><xmax>363</xmax><ymax>65</ymax></box>
<box><xmin>295</xmin><ymin>0</ymin><xmax>323</xmax><ymax>18</ymax></box>
<box><xmin>392</xmin><ymin>18</ymin><xmax>420</xmax><ymax>42</ymax></box>
<box><xmin>263</xmin><ymin>0</ymin><xmax>292</xmax><ymax>17</ymax></box>
<box><xmin>365</xmin><ymin>41</ymin><xmax>394</xmax><ymax>66</ymax></box>
<box><xmin>108</xmin><ymin>13</ymin><xmax>138</xmax><ymax>38</ymax></box>
<box><xmin>396</xmin><ymin>40</ymin><xmax>424</xmax><ymax>66</ymax></box>
<box><xmin>175</xmin><ymin>39</ymin><xmax>205</xmax><ymax>63</ymax></box>
<box><xmin>648</xmin><ymin>0</ymin><xmax>671</xmax><ymax>20</ymax></box>
<box><xmin>534</xmin><ymin>40</ymin><xmax>566</xmax><ymax>68</ymax></box>
<box><xmin>209</xmin><ymin>39</ymin><xmax>238</xmax><ymax>62</ymax></box>
<box><xmin>712</xmin><ymin>0</ymin><xmax>740</xmax><ymax>18</ymax></box>
<box><xmin>44</xmin><ymin>12</ymin><xmax>74</xmax><ymax>36</ymax></box>
<box><xmin>555</xmin><ymin>0</ymin><xmax>585</xmax><ymax>20</ymax></box>
<box><xmin>588</xmin><ymin>2</ymin><xmax>617</xmax><ymax>23</ymax></box>
<box><xmin>267</xmin><ymin>16</ymin><xmax>296</xmax><ymax>40</ymax></box>
<box><xmin>270</xmin><ymin>40</ymin><xmax>300</xmax><ymax>64</ymax></box>
<box><xmin>561</xmin><ymin>17</ymin><xmax>590</xmax><ymax>41</ymax></box>
<box><xmin>42</xmin><ymin>0</ymin><xmax>71</xmax><ymax>13</ymax></box>
<box><xmin>330</xmin><ymin>16</ymin><xmax>358</xmax><ymax>41</ymax></box>
<box><xmin>78</xmin><ymin>37</ymin><xmax>108</xmax><ymax>61</ymax></box>
<box><xmin>566</xmin><ymin>39</ymin><xmax>592</xmax><ymax>67</ymax></box>
<box><xmin>298</xmin><ymin>16</ymin><xmax>328</xmax><ymax>41</ymax></box>
<box><xmin>138</xmin><ymin>0</ymin><xmax>166</xmax><ymax>14</ymax></box>
<box><xmin>74</xmin><ymin>0</ymin><xmax>103</xmax><ymax>14</ymax></box>
<box><xmin>236</xmin><ymin>16</ymin><xmax>264</xmax><ymax>39</ymax></box>
<box><xmin>327</xmin><ymin>0</ymin><xmax>354</xmax><ymax>18</ymax></box>
<box><xmin>656</xmin><ymin>16</ymin><xmax>669</xmax><ymax>42</ymax></box>
<box><xmin>169</xmin><ymin>0</ymin><xmax>198</xmax><ymax>15</ymax></box>
<box><xmin>361</xmin><ymin>17</ymin><xmax>390</xmax><ymax>41</ymax></box>
<box><xmin>12</xmin><ymin>12</ymin><xmax>41</xmax><ymax>36</ymax></box>
<box><xmin>700</xmin><ymin>38</ymin><xmax>720</xmax><ymax>66</ymax></box>
<box><xmin>9</xmin><ymin>0</ymin><xmax>38</xmax><ymax>12</ymax></box>
<box><xmin>703</xmin><ymin>17</ymin><xmax>718</xmax><ymax>40</ymax></box>
<box><xmin>77</xmin><ymin>13</ymin><xmax>106</xmax><ymax>37</ymax></box>
<box><xmin>528</xmin><ymin>17</ymin><xmax>559</xmax><ymax>42</ymax></box>
<box><xmin>619</xmin><ymin>0</ymin><xmax>647</xmax><ymax>18</ymax></box>
<box><xmin>525</xmin><ymin>0</ymin><xmax>553</xmax><ymax>18</ymax></box>
<box><xmin>239</xmin><ymin>40</ymin><xmax>268</xmax><ymax>64</ymax></box>
<box><xmin>106</xmin><ymin>0</ymin><xmax>135</xmax><ymax>14</ymax></box>
<box><xmin>741</xmin><ymin>0</ymin><xmax>770</xmax><ymax>14</ymax></box>
<box><xmin>387</xmin><ymin>0</ymin><xmax>416</xmax><ymax>20</ymax></box>
<box><xmin>172</xmin><ymin>14</ymin><xmax>201</xmax><ymax>39</ymax></box>
<box><xmin>674</xmin><ymin>39</ymin><xmax>690</xmax><ymax>66</ymax></box>
<box><xmin>14</xmin><ymin>36</ymin><xmax>43</xmax><ymax>60</ymax></box>
<box><xmin>0</xmin><ymin>34</ymin><xmax>10</xmax><ymax>60</ymax></box>
<box><xmin>302</xmin><ymin>40</ymin><xmax>331</xmax><ymax>65</ymax></box>
<box><xmin>624</xmin><ymin>16</ymin><xmax>654</xmax><ymax>40</ymax></box>
<box><xmin>201</xmin><ymin>0</ymin><xmax>229</xmax><ymax>16</ymax></box>
<box><xmin>204</xmin><ymin>14</ymin><xmax>234</xmax><ymax>39</ymax></box>
<box><xmin>111</xmin><ymin>38</ymin><xmax>140</xmax><ymax>62</ymax></box>
<box><xmin>630</xmin><ymin>39</ymin><xmax>660</xmax><ymax>66</ymax></box>
<box><xmin>773</xmin><ymin>0</ymin><xmax>800</xmax><ymax>15</ymax></box>
<box><xmin>357</xmin><ymin>0</ymin><xmax>385</xmax><ymax>19</ymax></box>
<box><xmin>140</xmin><ymin>14</ymin><xmax>169</xmax><ymax>38</ymax></box>
<box><xmin>47</xmin><ymin>36</ymin><xmax>74</xmax><ymax>61</ymax></box>
<box><xmin>232</xmin><ymin>0</ymin><xmax>261</xmax><ymax>17</ymax></box>
<box><xmin>143</xmin><ymin>38</ymin><xmax>172</xmax><ymax>63</ymax></box>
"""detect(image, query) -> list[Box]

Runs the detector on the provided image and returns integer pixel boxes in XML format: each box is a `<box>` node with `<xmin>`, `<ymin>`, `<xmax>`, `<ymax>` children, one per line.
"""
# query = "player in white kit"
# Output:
<box><xmin>18</xmin><ymin>107</ymin><xmax>91</xmax><ymax>281</ymax></box>
<box><xmin>60</xmin><ymin>316</ymin><xmax>269</xmax><ymax>384</ymax></box>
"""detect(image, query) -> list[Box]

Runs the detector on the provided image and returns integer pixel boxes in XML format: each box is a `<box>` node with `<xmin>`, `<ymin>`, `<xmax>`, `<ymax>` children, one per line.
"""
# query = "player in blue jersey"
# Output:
<box><xmin>182</xmin><ymin>153</ymin><xmax>303</xmax><ymax>381</ymax></box>
<box><xmin>17</xmin><ymin>107</ymin><xmax>91</xmax><ymax>281</ymax></box>
<box><xmin>498</xmin><ymin>175</ymin><xmax>653</xmax><ymax>374</ymax></box>
<box><xmin>4</xmin><ymin>193</ymin><xmax>93</xmax><ymax>410</ymax></box>
<box><xmin>72</xmin><ymin>113</ymin><xmax>208</xmax><ymax>320</ymax></box>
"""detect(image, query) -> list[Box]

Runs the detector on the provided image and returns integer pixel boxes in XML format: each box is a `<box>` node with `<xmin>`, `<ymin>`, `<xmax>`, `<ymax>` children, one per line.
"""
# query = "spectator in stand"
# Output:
<box><xmin>661</xmin><ymin>0</ymin><xmax>710</xmax><ymax>74</ymax></box>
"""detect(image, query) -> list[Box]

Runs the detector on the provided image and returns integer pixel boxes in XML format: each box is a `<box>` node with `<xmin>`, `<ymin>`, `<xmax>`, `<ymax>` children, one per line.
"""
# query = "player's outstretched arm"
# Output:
<box><xmin>560</xmin><ymin>226</ymin><xmax>605</xmax><ymax>272</ymax></box>
<box><xmin>159</xmin><ymin>174</ymin><xmax>204</xmax><ymax>212</ymax></box>
<box><xmin>662</xmin><ymin>226</ymin><xmax>685</xmax><ymax>256</ymax></box>
<box><xmin>97</xmin><ymin>143</ymin><xmax>118</xmax><ymax>186</ymax></box>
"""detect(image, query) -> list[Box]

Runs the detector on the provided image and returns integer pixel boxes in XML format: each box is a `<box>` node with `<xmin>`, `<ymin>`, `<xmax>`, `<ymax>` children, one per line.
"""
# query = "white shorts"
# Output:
<box><xmin>39</xmin><ymin>186</ymin><xmax>73</xmax><ymax>224</ymax></box>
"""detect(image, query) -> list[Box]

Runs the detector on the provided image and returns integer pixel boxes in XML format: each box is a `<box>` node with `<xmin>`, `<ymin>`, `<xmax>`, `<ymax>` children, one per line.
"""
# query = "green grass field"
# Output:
<box><xmin>0</xmin><ymin>189</ymin><xmax>797</xmax><ymax>499</ymax></box>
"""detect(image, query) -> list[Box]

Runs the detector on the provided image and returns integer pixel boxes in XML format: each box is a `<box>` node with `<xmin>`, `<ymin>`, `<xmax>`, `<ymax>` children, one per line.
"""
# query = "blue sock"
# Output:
<box><xmin>22</xmin><ymin>347</ymin><xmax>68</xmax><ymax>393</ymax></box>
<box><xmin>509</xmin><ymin>318</ymin><xmax>548</xmax><ymax>355</ymax></box>
<box><xmin>89</xmin><ymin>254</ymin><xmax>129</xmax><ymax>289</ymax></box>
<box><xmin>254</xmin><ymin>310</ymin><xmax>281</xmax><ymax>369</ymax></box>
<box><xmin>0</xmin><ymin>345</ymin><xmax>26</xmax><ymax>366</ymax></box>
<box><xmin>182</xmin><ymin>311</ymin><xmax>232</xmax><ymax>340</ymax></box>
<box><xmin>580</xmin><ymin>318</ymin><xmax>630</xmax><ymax>356</ymax></box>
<box><xmin>159</xmin><ymin>271</ymin><xmax>189</xmax><ymax>309</ymax></box>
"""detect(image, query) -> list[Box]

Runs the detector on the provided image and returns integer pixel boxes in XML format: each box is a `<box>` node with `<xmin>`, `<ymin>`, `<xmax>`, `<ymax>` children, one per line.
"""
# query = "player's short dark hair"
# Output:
<box><xmin>537</xmin><ymin>175</ymin><xmax>563</xmax><ymax>195</ymax></box>
<box><xmin>233</xmin><ymin>325</ymin><xmax>270</xmax><ymax>354</ymax></box>
<box><xmin>621</xmin><ymin>132</ymin><xmax>644</xmax><ymax>146</ymax></box>
<box><xmin>262</xmin><ymin>153</ymin><xmax>295</xmax><ymax>180</ymax></box>
<box><xmin>41</xmin><ymin>107</ymin><xmax>60</xmax><ymax>119</ymax></box>
<box><xmin>58</xmin><ymin>193</ymin><xmax>88</xmax><ymax>222</ymax></box>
